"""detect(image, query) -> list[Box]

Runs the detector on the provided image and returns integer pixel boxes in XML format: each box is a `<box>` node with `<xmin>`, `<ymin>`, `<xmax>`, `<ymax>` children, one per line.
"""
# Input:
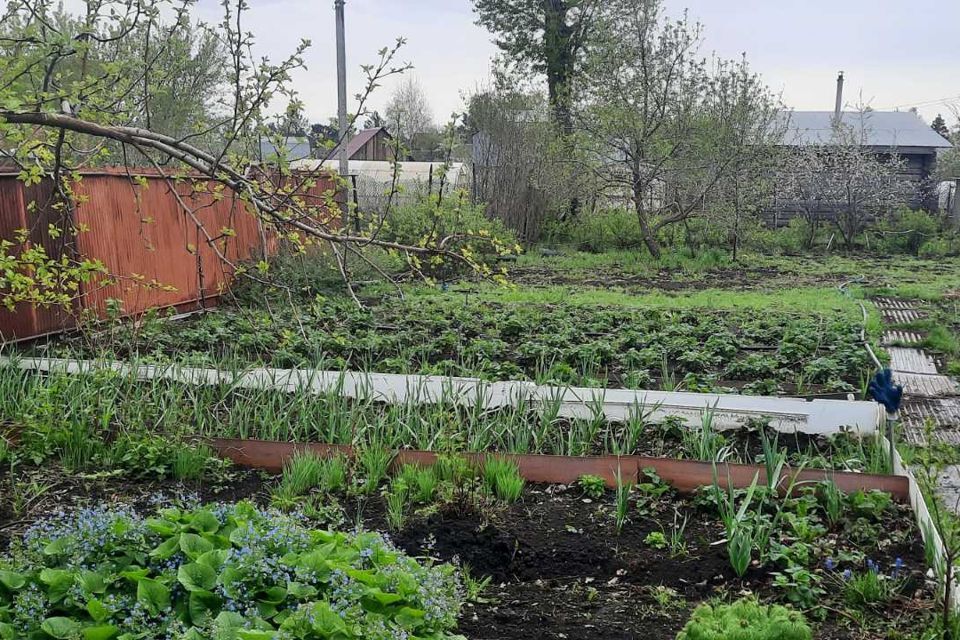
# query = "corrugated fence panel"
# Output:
<box><xmin>0</xmin><ymin>177</ymin><xmax>77</xmax><ymax>339</ymax></box>
<box><xmin>1</xmin><ymin>169</ymin><xmax>339</xmax><ymax>340</ymax></box>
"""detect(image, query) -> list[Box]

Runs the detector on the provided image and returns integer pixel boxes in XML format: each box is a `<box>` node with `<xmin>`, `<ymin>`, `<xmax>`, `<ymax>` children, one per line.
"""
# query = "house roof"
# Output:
<box><xmin>778</xmin><ymin>110</ymin><xmax>953</xmax><ymax>149</ymax></box>
<box><xmin>259</xmin><ymin>136</ymin><xmax>311</xmax><ymax>161</ymax></box>
<box><xmin>345</xmin><ymin>127</ymin><xmax>391</xmax><ymax>158</ymax></box>
<box><xmin>290</xmin><ymin>159</ymin><xmax>465</xmax><ymax>184</ymax></box>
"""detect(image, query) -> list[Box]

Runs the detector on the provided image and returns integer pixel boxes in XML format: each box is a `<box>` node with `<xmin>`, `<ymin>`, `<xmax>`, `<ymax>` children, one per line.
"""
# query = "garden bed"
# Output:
<box><xmin>30</xmin><ymin>295</ymin><xmax>873</xmax><ymax>395</ymax></box>
<box><xmin>0</xmin><ymin>464</ymin><xmax>938</xmax><ymax>639</ymax></box>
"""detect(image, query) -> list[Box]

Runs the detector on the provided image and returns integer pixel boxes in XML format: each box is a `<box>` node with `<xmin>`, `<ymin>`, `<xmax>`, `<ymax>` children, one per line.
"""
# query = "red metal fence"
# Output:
<box><xmin>0</xmin><ymin>168</ymin><xmax>338</xmax><ymax>341</ymax></box>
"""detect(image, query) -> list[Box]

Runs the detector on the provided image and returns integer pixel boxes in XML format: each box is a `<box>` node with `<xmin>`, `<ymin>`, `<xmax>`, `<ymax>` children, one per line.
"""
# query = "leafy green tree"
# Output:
<box><xmin>0</xmin><ymin>0</ymin><xmax>513</xmax><ymax>310</ymax></box>
<box><xmin>932</xmin><ymin>113</ymin><xmax>951</xmax><ymax>138</ymax></box>
<box><xmin>576</xmin><ymin>0</ymin><xmax>781</xmax><ymax>258</ymax></box>
<box><xmin>472</xmin><ymin>0</ymin><xmax>597</xmax><ymax>136</ymax></box>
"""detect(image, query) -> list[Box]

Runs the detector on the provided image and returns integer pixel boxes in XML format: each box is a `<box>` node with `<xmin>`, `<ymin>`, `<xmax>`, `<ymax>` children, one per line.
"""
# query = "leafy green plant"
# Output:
<box><xmin>482</xmin><ymin>457</ymin><xmax>525</xmax><ymax>503</ymax></box>
<box><xmin>847</xmin><ymin>489</ymin><xmax>893</xmax><ymax>519</ymax></box>
<box><xmin>171</xmin><ymin>443</ymin><xmax>216</xmax><ymax>481</ymax></box>
<box><xmin>772</xmin><ymin>564</ymin><xmax>825</xmax><ymax>610</ymax></box>
<box><xmin>820</xmin><ymin>480</ymin><xmax>843</xmax><ymax>529</ymax></box>
<box><xmin>317</xmin><ymin>453</ymin><xmax>349</xmax><ymax>494</ymax></box>
<box><xmin>0</xmin><ymin>502</ymin><xmax>465</xmax><ymax>639</ymax></box>
<box><xmin>356</xmin><ymin>445</ymin><xmax>393</xmax><ymax>495</ymax></box>
<box><xmin>644</xmin><ymin>531</ymin><xmax>667</xmax><ymax>549</ymax></box>
<box><xmin>578</xmin><ymin>474</ymin><xmax>606</xmax><ymax>499</ymax></box>
<box><xmin>386</xmin><ymin>479</ymin><xmax>410</xmax><ymax>532</ymax></box>
<box><xmin>614</xmin><ymin>471</ymin><xmax>633</xmax><ymax>534</ymax></box>
<box><xmin>683</xmin><ymin>409</ymin><xmax>728</xmax><ymax>462</ymax></box>
<box><xmin>676</xmin><ymin>597</ymin><xmax>812</xmax><ymax>640</ymax></box>
<box><xmin>758</xmin><ymin>428</ymin><xmax>786</xmax><ymax>493</ymax></box>
<box><xmin>278</xmin><ymin>450</ymin><xmax>326</xmax><ymax>497</ymax></box>
<box><xmin>713</xmin><ymin>472</ymin><xmax>759</xmax><ymax>577</ymax></box>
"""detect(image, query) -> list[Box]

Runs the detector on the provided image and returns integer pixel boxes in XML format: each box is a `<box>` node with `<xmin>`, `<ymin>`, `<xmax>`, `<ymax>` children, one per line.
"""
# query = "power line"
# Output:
<box><xmin>878</xmin><ymin>94</ymin><xmax>960</xmax><ymax>111</ymax></box>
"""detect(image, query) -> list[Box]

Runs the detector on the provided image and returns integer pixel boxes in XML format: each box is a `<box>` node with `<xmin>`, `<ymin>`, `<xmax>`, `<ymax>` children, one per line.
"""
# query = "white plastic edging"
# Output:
<box><xmin>886</xmin><ymin>434</ymin><xmax>960</xmax><ymax>612</ymax></box>
<box><xmin>4</xmin><ymin>356</ymin><xmax>881</xmax><ymax>435</ymax></box>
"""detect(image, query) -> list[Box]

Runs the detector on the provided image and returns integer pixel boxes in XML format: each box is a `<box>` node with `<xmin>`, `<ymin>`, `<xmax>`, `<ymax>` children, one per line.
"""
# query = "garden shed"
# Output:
<box><xmin>769</xmin><ymin>110</ymin><xmax>953</xmax><ymax>225</ymax></box>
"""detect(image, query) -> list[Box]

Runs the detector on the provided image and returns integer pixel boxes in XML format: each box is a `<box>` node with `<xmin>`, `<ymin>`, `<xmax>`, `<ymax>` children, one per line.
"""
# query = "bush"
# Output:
<box><xmin>547</xmin><ymin>208</ymin><xmax>645</xmax><ymax>252</ymax></box>
<box><xmin>874</xmin><ymin>208</ymin><xmax>943</xmax><ymax>255</ymax></box>
<box><xmin>381</xmin><ymin>196</ymin><xmax>518</xmax><ymax>278</ymax></box>
<box><xmin>676</xmin><ymin>598</ymin><xmax>812</xmax><ymax>640</ymax></box>
<box><xmin>0</xmin><ymin>502</ymin><xmax>465</xmax><ymax>639</ymax></box>
<box><xmin>919</xmin><ymin>234</ymin><xmax>960</xmax><ymax>258</ymax></box>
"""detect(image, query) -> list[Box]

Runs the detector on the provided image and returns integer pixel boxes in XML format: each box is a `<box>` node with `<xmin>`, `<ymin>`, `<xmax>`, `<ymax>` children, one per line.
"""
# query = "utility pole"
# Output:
<box><xmin>335</xmin><ymin>0</ymin><xmax>349</xmax><ymax>223</ymax></box>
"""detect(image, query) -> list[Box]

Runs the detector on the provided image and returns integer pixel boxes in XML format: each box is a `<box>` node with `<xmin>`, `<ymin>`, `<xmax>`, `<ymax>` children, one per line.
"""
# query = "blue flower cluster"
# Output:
<box><xmin>0</xmin><ymin>501</ymin><xmax>466</xmax><ymax>639</ymax></box>
<box><xmin>824</xmin><ymin>556</ymin><xmax>906</xmax><ymax>580</ymax></box>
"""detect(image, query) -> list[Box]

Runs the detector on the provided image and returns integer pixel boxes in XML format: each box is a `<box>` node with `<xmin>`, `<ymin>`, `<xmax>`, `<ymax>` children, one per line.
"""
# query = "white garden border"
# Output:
<box><xmin>3</xmin><ymin>356</ymin><xmax>881</xmax><ymax>435</ymax></box>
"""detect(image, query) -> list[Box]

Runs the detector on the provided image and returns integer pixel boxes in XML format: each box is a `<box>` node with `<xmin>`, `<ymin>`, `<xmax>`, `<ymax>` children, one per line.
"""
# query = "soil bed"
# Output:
<box><xmin>0</xmin><ymin>464</ymin><xmax>936</xmax><ymax>639</ymax></box>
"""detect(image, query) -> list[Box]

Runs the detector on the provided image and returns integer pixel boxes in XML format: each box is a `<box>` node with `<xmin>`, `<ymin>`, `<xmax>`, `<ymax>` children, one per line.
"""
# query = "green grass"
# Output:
<box><xmin>413</xmin><ymin>283</ymin><xmax>867</xmax><ymax>319</ymax></box>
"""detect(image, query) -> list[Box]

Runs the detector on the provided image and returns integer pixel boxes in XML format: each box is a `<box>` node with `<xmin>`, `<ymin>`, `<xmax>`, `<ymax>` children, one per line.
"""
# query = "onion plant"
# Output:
<box><xmin>614</xmin><ymin>470</ymin><xmax>633</xmax><ymax>534</ymax></box>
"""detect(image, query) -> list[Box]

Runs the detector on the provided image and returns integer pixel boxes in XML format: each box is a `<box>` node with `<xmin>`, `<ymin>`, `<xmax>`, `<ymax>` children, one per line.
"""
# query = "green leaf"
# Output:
<box><xmin>79</xmin><ymin>571</ymin><xmax>106</xmax><ymax>594</ymax></box>
<box><xmin>0</xmin><ymin>570</ymin><xmax>26</xmax><ymax>591</ymax></box>
<box><xmin>285</xmin><ymin>582</ymin><xmax>317</xmax><ymax>599</ymax></box>
<box><xmin>145</xmin><ymin>518</ymin><xmax>178</xmax><ymax>536</ymax></box>
<box><xmin>258</xmin><ymin>586</ymin><xmax>286</xmax><ymax>605</ymax></box>
<box><xmin>83</xmin><ymin>625</ymin><xmax>119</xmax><ymax>640</ymax></box>
<box><xmin>196</xmin><ymin>549</ymin><xmax>229</xmax><ymax>570</ymax></box>
<box><xmin>236</xmin><ymin>631</ymin><xmax>275</xmax><ymax>640</ymax></box>
<box><xmin>361</xmin><ymin>588</ymin><xmax>405</xmax><ymax>613</ymax></box>
<box><xmin>39</xmin><ymin>568</ymin><xmax>75</xmax><ymax>602</ymax></box>
<box><xmin>40</xmin><ymin>617</ymin><xmax>82</xmax><ymax>639</ymax></box>
<box><xmin>0</xmin><ymin>622</ymin><xmax>14</xmax><ymax>640</ymax></box>
<box><xmin>189</xmin><ymin>510</ymin><xmax>220</xmax><ymax>534</ymax></box>
<box><xmin>178</xmin><ymin>563</ymin><xmax>217</xmax><ymax>592</ymax></box>
<box><xmin>136</xmin><ymin>578</ymin><xmax>171</xmax><ymax>615</ymax></box>
<box><xmin>395</xmin><ymin>606</ymin><xmax>426</xmax><ymax>628</ymax></box>
<box><xmin>179</xmin><ymin>533</ymin><xmax>214</xmax><ymax>559</ymax></box>
<box><xmin>308</xmin><ymin>602</ymin><xmax>347</xmax><ymax>636</ymax></box>
<box><xmin>188</xmin><ymin>590</ymin><xmax>221</xmax><ymax>625</ymax></box>
<box><xmin>87</xmin><ymin>598</ymin><xmax>110</xmax><ymax>623</ymax></box>
<box><xmin>149</xmin><ymin>536</ymin><xmax>180</xmax><ymax>560</ymax></box>
<box><xmin>43</xmin><ymin>537</ymin><xmax>72</xmax><ymax>556</ymax></box>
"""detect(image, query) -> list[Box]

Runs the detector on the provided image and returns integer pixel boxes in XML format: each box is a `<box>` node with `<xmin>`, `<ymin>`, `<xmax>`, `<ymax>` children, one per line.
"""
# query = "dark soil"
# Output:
<box><xmin>0</xmin><ymin>463</ymin><xmax>937</xmax><ymax>639</ymax></box>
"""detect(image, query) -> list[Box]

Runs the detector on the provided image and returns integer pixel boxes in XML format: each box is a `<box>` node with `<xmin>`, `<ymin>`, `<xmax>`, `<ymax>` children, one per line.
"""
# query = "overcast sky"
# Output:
<box><xmin>196</xmin><ymin>0</ymin><xmax>958</xmax><ymax>127</ymax></box>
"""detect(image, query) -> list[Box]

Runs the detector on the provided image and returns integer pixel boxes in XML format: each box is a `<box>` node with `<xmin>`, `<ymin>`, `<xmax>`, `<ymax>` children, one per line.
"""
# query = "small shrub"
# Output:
<box><xmin>558</xmin><ymin>208</ymin><xmax>645</xmax><ymax>252</ymax></box>
<box><xmin>875</xmin><ymin>208</ymin><xmax>942</xmax><ymax>255</ymax></box>
<box><xmin>381</xmin><ymin>197</ymin><xmax>517</xmax><ymax>278</ymax></box>
<box><xmin>676</xmin><ymin>597</ymin><xmax>812</xmax><ymax>640</ymax></box>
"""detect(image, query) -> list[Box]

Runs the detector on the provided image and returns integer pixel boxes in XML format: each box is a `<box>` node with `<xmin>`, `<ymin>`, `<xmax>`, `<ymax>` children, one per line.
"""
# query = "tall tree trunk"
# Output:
<box><xmin>632</xmin><ymin>164</ymin><xmax>661</xmax><ymax>258</ymax></box>
<box><xmin>544</xmin><ymin>0</ymin><xmax>579</xmax><ymax>220</ymax></box>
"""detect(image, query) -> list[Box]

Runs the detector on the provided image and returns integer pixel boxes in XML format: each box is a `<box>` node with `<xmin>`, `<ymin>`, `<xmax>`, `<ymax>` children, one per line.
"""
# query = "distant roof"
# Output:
<box><xmin>291</xmin><ymin>159</ymin><xmax>466</xmax><ymax>184</ymax></box>
<box><xmin>259</xmin><ymin>136</ymin><xmax>311</xmax><ymax>161</ymax></box>
<box><xmin>778</xmin><ymin>111</ymin><xmax>952</xmax><ymax>149</ymax></box>
<box><xmin>345</xmin><ymin>127</ymin><xmax>391</xmax><ymax>159</ymax></box>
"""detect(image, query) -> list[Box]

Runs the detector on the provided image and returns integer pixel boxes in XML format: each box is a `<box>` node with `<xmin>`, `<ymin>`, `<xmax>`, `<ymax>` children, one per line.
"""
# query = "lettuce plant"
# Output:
<box><xmin>0</xmin><ymin>502</ymin><xmax>465</xmax><ymax>639</ymax></box>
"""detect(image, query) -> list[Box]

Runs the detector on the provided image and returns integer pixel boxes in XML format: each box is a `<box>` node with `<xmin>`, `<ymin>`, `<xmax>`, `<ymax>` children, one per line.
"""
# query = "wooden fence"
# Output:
<box><xmin>0</xmin><ymin>168</ymin><xmax>338</xmax><ymax>341</ymax></box>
